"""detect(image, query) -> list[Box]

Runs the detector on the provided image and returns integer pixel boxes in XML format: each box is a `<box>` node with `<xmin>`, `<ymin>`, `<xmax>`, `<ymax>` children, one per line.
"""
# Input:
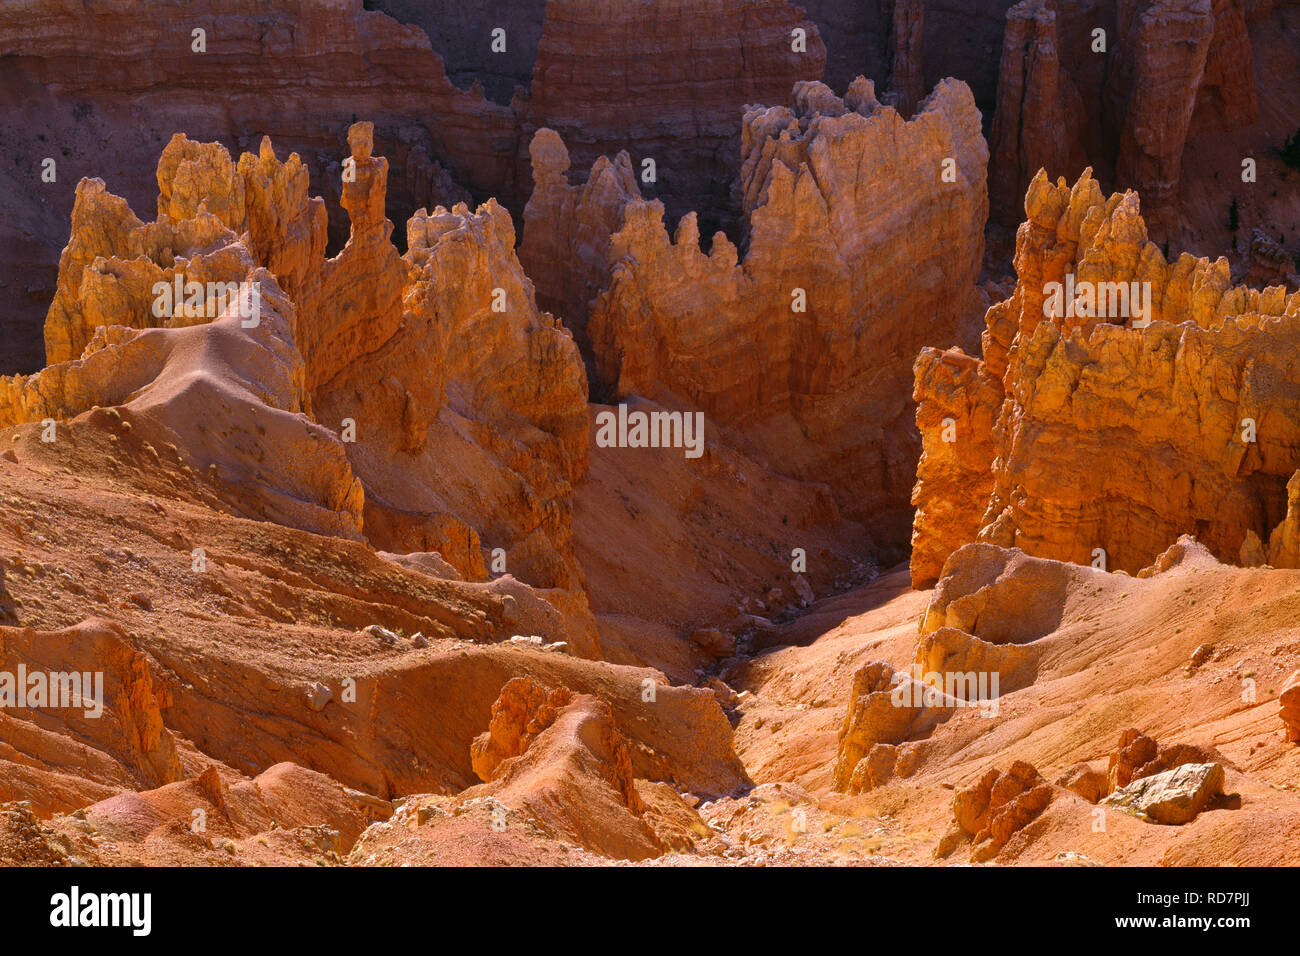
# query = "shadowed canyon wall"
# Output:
<box><xmin>988</xmin><ymin>0</ymin><xmax>1300</xmax><ymax>258</ymax></box>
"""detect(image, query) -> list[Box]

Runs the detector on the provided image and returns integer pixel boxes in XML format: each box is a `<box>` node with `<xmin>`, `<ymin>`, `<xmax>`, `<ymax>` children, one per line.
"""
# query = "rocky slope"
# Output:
<box><xmin>10</xmin><ymin>407</ymin><xmax>1300</xmax><ymax>866</ymax></box>
<box><xmin>723</xmin><ymin>539</ymin><xmax>1300</xmax><ymax>865</ymax></box>
<box><xmin>0</xmin><ymin>422</ymin><xmax>747</xmax><ymax>864</ymax></box>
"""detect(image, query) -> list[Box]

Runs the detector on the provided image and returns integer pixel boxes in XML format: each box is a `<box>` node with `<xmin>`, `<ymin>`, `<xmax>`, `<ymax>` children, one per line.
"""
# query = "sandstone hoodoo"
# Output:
<box><xmin>911</xmin><ymin>168</ymin><xmax>1300</xmax><ymax>586</ymax></box>
<box><xmin>582</xmin><ymin>76</ymin><xmax>990</xmax><ymax>563</ymax></box>
<box><xmin>0</xmin><ymin>0</ymin><xmax>1299</xmax><ymax>891</ymax></box>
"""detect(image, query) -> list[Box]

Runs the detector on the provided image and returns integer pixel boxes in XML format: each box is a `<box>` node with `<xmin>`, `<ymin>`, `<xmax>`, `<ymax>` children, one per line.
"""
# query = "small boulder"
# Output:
<box><xmin>937</xmin><ymin>760</ymin><xmax>1053</xmax><ymax>861</ymax></box>
<box><xmin>305</xmin><ymin>681</ymin><xmax>333</xmax><ymax>713</ymax></box>
<box><xmin>706</xmin><ymin>677</ymin><xmax>739</xmax><ymax>709</ymax></box>
<box><xmin>1101</xmin><ymin>762</ymin><xmax>1226</xmax><ymax>825</ymax></box>
<box><xmin>362</xmin><ymin>624</ymin><xmax>400</xmax><ymax>645</ymax></box>
<box><xmin>1185</xmin><ymin>643</ymin><xmax>1214</xmax><ymax>674</ymax></box>
<box><xmin>791</xmin><ymin>575</ymin><xmax>814</xmax><ymax>607</ymax></box>
<box><xmin>846</xmin><ymin>743</ymin><xmax>896</xmax><ymax>795</ymax></box>
<box><xmin>1107</xmin><ymin>728</ymin><xmax>1158</xmax><ymax>790</ymax></box>
<box><xmin>1106</xmin><ymin>728</ymin><xmax>1221</xmax><ymax>793</ymax></box>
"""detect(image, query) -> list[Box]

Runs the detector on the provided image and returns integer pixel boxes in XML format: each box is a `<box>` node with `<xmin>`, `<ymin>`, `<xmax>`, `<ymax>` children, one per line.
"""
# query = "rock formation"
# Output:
<box><xmin>911</xmin><ymin>168</ymin><xmax>1300</xmax><ymax>585</ymax></box>
<box><xmin>887</xmin><ymin>0</ymin><xmax>925</xmax><ymax>116</ymax></box>
<box><xmin>909</xmin><ymin>349</ymin><xmax>1003</xmax><ymax>585</ymax></box>
<box><xmin>44</xmin><ymin>169</ymin><xmax>254</xmax><ymax>367</ymax></box>
<box><xmin>988</xmin><ymin>0</ymin><xmax>1088</xmax><ymax>226</ymax></box>
<box><xmin>832</xmin><ymin>660</ymin><xmax>956</xmax><ymax>791</ymax></box>
<box><xmin>1106</xmin><ymin>727</ymin><xmax>1222</xmax><ymax>789</ymax></box>
<box><xmin>1281</xmin><ymin>671</ymin><xmax>1300</xmax><ymax>742</ymax></box>
<box><xmin>801</xmin><ymin>0</ymin><xmax>1022</xmax><ymax>123</ymax></box>
<box><xmin>470</xmin><ymin>676</ymin><xmax>576</xmax><ymax>781</ymax></box>
<box><xmin>1102</xmin><ymin>761</ymin><xmax>1228</xmax><ymax>824</ymax></box>
<box><xmin>5</xmin><ymin>0</ymin><xmax>1300</xmax><ymax>874</ymax></box>
<box><xmin>325</xmin><ymin>128</ymin><xmax>589</xmax><ymax>589</ymax></box>
<box><xmin>0</xmin><ymin>0</ymin><xmax>845</xmax><ymax>380</ymax></box>
<box><xmin>460</xmin><ymin>678</ymin><xmax>664</xmax><ymax>860</ymax></box>
<box><xmin>8</xmin><ymin>124</ymin><xmax>591</xmax><ymax>590</ymax></box>
<box><xmin>937</xmin><ymin>761</ymin><xmax>1054</xmax><ymax>861</ymax></box>
<box><xmin>588</xmin><ymin>77</ymin><xmax>989</xmax><ymax>559</ymax></box>
<box><xmin>1242</xmin><ymin>228</ymin><xmax>1300</xmax><ymax>289</ymax></box>
<box><xmin>1110</xmin><ymin>0</ymin><xmax>1219</xmax><ymax>237</ymax></box>
<box><xmin>2</xmin><ymin>271</ymin><xmax>366</xmax><ymax>541</ymax></box>
<box><xmin>917</xmin><ymin>543</ymin><xmax>1077</xmax><ymax>642</ymax></box>
<box><xmin>0</xmin><ymin>0</ymin><xmax>521</xmax><ymax>373</ymax></box>
<box><xmin>0</xmin><ymin>619</ymin><xmax>181</xmax><ymax>815</ymax></box>
<box><xmin>519</xmin><ymin>129</ymin><xmax>642</xmax><ymax>358</ymax></box>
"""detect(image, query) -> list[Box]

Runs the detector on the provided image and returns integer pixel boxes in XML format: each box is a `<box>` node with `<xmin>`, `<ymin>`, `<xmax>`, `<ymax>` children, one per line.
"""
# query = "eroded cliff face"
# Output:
<box><xmin>0</xmin><ymin>0</ymin><xmax>519</xmax><ymax>206</ymax></box>
<box><xmin>1109</xmin><ymin>0</ymin><xmax>1222</xmax><ymax>238</ymax></box>
<box><xmin>370</xmin><ymin>0</ymin><xmax>547</xmax><ymax>103</ymax></box>
<box><xmin>889</xmin><ymin>0</ymin><xmax>926</xmax><ymax>117</ymax></box>
<box><xmin>911</xmin><ymin>168</ymin><xmax>1300</xmax><ymax>586</ymax></box>
<box><xmin>988</xmin><ymin>0</ymin><xmax>1089</xmax><ymax>228</ymax></box>
<box><xmin>583</xmin><ymin>77</ymin><xmax>989</xmax><ymax>560</ymax></box>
